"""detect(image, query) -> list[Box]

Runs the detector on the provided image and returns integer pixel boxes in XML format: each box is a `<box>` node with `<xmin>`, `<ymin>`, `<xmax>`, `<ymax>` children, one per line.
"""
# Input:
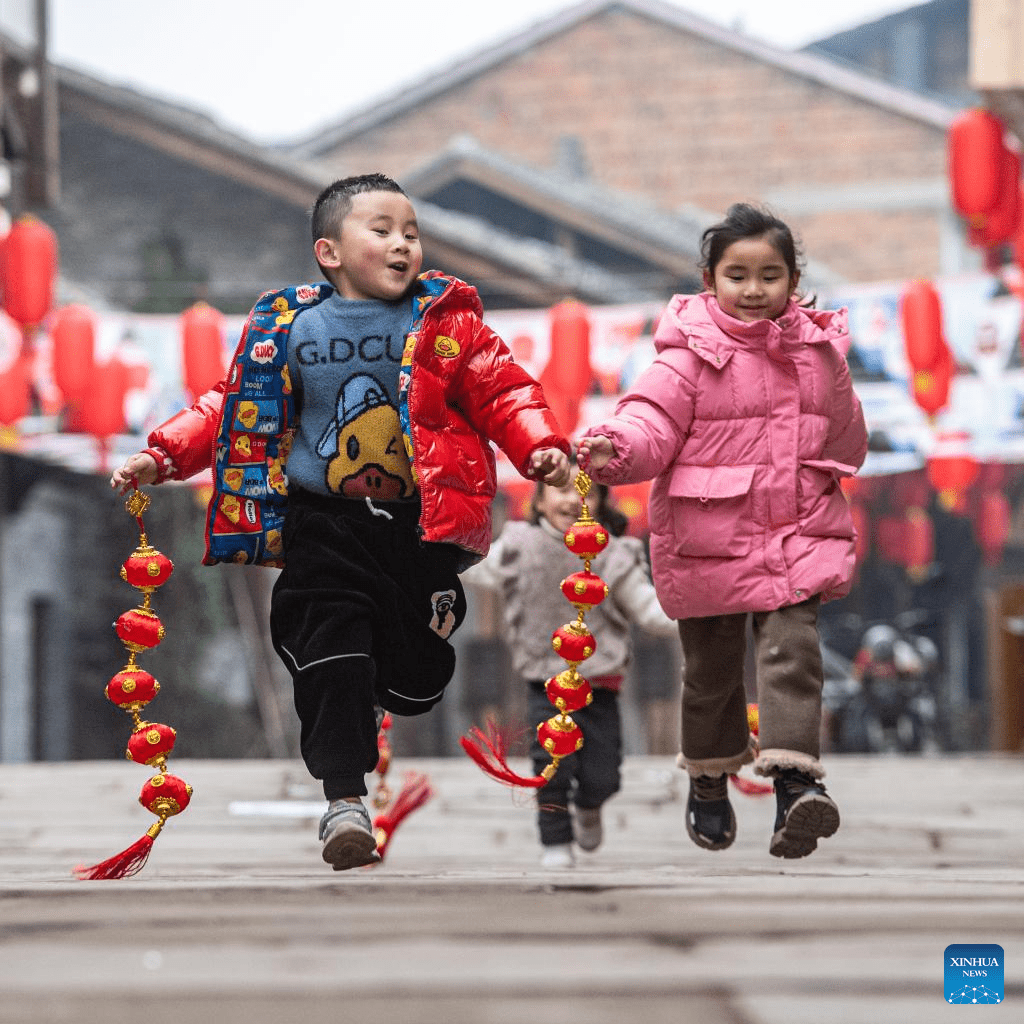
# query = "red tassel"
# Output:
<box><xmin>459</xmin><ymin>720</ymin><xmax>547</xmax><ymax>789</ymax></box>
<box><xmin>729</xmin><ymin>773</ymin><xmax>773</xmax><ymax>797</ymax></box>
<box><xmin>73</xmin><ymin>826</ymin><xmax>158</xmax><ymax>880</ymax></box>
<box><xmin>372</xmin><ymin>772</ymin><xmax>434</xmax><ymax>860</ymax></box>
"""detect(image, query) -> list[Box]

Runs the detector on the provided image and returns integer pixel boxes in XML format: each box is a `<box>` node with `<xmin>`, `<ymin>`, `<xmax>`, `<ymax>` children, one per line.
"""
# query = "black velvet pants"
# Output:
<box><xmin>270</xmin><ymin>490</ymin><xmax>466</xmax><ymax>798</ymax></box>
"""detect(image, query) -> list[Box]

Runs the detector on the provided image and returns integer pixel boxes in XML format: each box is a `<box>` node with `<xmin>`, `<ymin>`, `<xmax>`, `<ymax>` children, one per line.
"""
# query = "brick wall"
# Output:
<box><xmin>322</xmin><ymin>9</ymin><xmax>950</xmax><ymax>283</ymax></box>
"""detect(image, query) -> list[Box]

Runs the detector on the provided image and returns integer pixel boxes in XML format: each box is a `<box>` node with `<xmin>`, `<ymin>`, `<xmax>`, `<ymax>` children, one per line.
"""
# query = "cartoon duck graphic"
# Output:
<box><xmin>271</xmin><ymin>296</ymin><xmax>297</xmax><ymax>327</ymax></box>
<box><xmin>316</xmin><ymin>373</ymin><xmax>415</xmax><ymax>499</ymax></box>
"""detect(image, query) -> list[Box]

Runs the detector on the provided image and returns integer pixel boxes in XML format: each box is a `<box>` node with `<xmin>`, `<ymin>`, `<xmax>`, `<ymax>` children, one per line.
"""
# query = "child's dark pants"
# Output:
<box><xmin>527</xmin><ymin>681</ymin><xmax>622</xmax><ymax>846</ymax></box>
<box><xmin>270</xmin><ymin>490</ymin><xmax>466</xmax><ymax>799</ymax></box>
<box><xmin>677</xmin><ymin>595</ymin><xmax>825</xmax><ymax>775</ymax></box>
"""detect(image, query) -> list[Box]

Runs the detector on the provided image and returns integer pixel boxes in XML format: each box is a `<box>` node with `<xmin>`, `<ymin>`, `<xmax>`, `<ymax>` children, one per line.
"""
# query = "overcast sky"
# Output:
<box><xmin>49</xmin><ymin>0</ymin><xmax>922</xmax><ymax>144</ymax></box>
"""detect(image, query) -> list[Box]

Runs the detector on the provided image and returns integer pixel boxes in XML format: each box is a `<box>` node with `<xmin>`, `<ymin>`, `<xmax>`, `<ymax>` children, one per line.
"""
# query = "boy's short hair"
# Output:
<box><xmin>310</xmin><ymin>173</ymin><xmax>408</xmax><ymax>244</ymax></box>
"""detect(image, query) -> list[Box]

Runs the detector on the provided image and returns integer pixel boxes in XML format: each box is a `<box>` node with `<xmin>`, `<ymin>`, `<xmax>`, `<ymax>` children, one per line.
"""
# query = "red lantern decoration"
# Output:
<box><xmin>926</xmin><ymin>452</ymin><xmax>980</xmax><ymax>510</ymax></box>
<box><xmin>77</xmin><ymin>356</ymin><xmax>129</xmax><ymax>443</ymax></box>
<box><xmin>126</xmin><ymin>721</ymin><xmax>177</xmax><ymax>767</ymax></box>
<box><xmin>460</xmin><ymin>469</ymin><xmax>606</xmax><ymax>789</ymax></box>
<box><xmin>539</xmin><ymin>300</ymin><xmax>593</xmax><ymax>434</ymax></box>
<box><xmin>551</xmin><ymin>622</ymin><xmax>597</xmax><ymax>663</ymax></box>
<box><xmin>536</xmin><ymin>714</ymin><xmax>584</xmax><ymax>758</ymax></box>
<box><xmin>546</xmin><ymin>300</ymin><xmax>592</xmax><ymax>397</ymax></box>
<box><xmin>976</xmin><ymin>489</ymin><xmax>1011</xmax><ymax>566</ymax></box>
<box><xmin>910</xmin><ymin>342</ymin><xmax>953</xmax><ymax>420</ymax></box>
<box><xmin>560</xmin><ymin>570</ymin><xmax>608</xmax><ymax>611</ymax></box>
<box><xmin>115</xmin><ymin>607</ymin><xmax>166</xmax><ymax>653</ymax></box>
<box><xmin>901</xmin><ymin>279</ymin><xmax>945</xmax><ymax>371</ymax></box>
<box><xmin>139</xmin><ymin>773</ymin><xmax>192</xmax><ymax>817</ymax></box>
<box><xmin>120</xmin><ymin>544</ymin><xmax>175</xmax><ymax>593</ymax></box>
<box><xmin>969</xmin><ymin>147</ymin><xmax>1023</xmax><ymax>246</ymax></box>
<box><xmin>948</xmin><ymin>108</ymin><xmax>1006</xmax><ymax>225</ymax></box>
<box><xmin>50</xmin><ymin>304</ymin><xmax>96</xmax><ymax>406</ymax></box>
<box><xmin>106</xmin><ymin>667</ymin><xmax>160</xmax><ymax>712</ymax></box>
<box><xmin>563</xmin><ymin>520</ymin><xmax>609</xmax><ymax>558</ymax></box>
<box><xmin>0</xmin><ymin>215</ymin><xmax>57</xmax><ymax>328</ymax></box>
<box><xmin>181</xmin><ymin>302</ymin><xmax>226</xmax><ymax>400</ymax></box>
<box><xmin>0</xmin><ymin>356</ymin><xmax>31</xmax><ymax>426</ymax></box>
<box><xmin>545</xmin><ymin>668</ymin><xmax>594</xmax><ymax>713</ymax></box>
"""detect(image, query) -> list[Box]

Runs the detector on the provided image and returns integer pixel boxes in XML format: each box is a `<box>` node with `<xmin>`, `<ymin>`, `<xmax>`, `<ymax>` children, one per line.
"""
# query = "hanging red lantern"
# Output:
<box><xmin>0</xmin><ymin>215</ymin><xmax>58</xmax><ymax>328</ymax></box>
<box><xmin>551</xmin><ymin>621</ymin><xmax>597</xmax><ymax>663</ymax></box>
<box><xmin>563</xmin><ymin>519</ymin><xmax>609</xmax><ymax>558</ymax></box>
<box><xmin>139</xmin><ymin>773</ymin><xmax>192</xmax><ymax>818</ymax></box>
<box><xmin>115</xmin><ymin>607</ymin><xmax>165</xmax><ymax>653</ymax></box>
<box><xmin>969</xmin><ymin>148</ymin><xmax>1023</xmax><ymax>246</ymax></box>
<box><xmin>545</xmin><ymin>668</ymin><xmax>594</xmax><ymax>713</ymax></box>
<box><xmin>976</xmin><ymin>489</ymin><xmax>1011</xmax><ymax>566</ymax></box>
<box><xmin>77</xmin><ymin>356</ymin><xmax>129</xmax><ymax>441</ymax></box>
<box><xmin>126</xmin><ymin>721</ymin><xmax>177</xmax><ymax>768</ymax></box>
<box><xmin>948</xmin><ymin>108</ymin><xmax>1006</xmax><ymax>225</ymax></box>
<box><xmin>926</xmin><ymin>452</ymin><xmax>980</xmax><ymax>510</ymax></box>
<box><xmin>560</xmin><ymin>570</ymin><xmax>608</xmax><ymax>611</ymax></box>
<box><xmin>536</xmin><ymin>713</ymin><xmax>584</xmax><ymax>758</ymax></box>
<box><xmin>181</xmin><ymin>302</ymin><xmax>226</xmax><ymax>400</ymax></box>
<box><xmin>106</xmin><ymin>666</ymin><xmax>160</xmax><ymax>713</ymax></box>
<box><xmin>0</xmin><ymin>356</ymin><xmax>31</xmax><ymax>426</ymax></box>
<box><xmin>546</xmin><ymin>300</ymin><xmax>592</xmax><ymax>397</ymax></box>
<box><xmin>911</xmin><ymin>341</ymin><xmax>953</xmax><ymax>419</ymax></box>
<box><xmin>900</xmin><ymin>279</ymin><xmax>945</xmax><ymax>372</ymax></box>
<box><xmin>50</xmin><ymin>304</ymin><xmax>96</xmax><ymax>407</ymax></box>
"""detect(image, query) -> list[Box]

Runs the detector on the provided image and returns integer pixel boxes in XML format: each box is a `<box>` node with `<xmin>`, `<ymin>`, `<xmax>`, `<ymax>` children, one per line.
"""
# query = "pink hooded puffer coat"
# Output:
<box><xmin>584</xmin><ymin>292</ymin><xmax>868</xmax><ymax>620</ymax></box>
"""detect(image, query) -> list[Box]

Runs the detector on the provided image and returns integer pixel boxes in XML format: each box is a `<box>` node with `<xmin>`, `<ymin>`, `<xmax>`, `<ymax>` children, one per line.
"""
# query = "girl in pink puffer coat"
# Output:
<box><xmin>580</xmin><ymin>203</ymin><xmax>867</xmax><ymax>861</ymax></box>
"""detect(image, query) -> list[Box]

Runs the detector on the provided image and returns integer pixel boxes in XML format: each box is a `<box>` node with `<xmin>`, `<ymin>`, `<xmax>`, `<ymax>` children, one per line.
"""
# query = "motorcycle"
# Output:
<box><xmin>821</xmin><ymin>612</ymin><xmax>942</xmax><ymax>754</ymax></box>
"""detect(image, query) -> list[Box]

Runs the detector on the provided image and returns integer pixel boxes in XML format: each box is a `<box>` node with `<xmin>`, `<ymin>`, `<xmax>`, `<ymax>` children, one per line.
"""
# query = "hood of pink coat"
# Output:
<box><xmin>655</xmin><ymin>293</ymin><xmax>850</xmax><ymax>358</ymax></box>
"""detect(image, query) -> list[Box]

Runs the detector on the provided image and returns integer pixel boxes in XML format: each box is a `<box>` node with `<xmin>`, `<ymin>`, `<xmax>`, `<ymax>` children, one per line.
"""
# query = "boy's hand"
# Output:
<box><xmin>577</xmin><ymin>435</ymin><xmax>616</xmax><ymax>471</ymax></box>
<box><xmin>111</xmin><ymin>452</ymin><xmax>159</xmax><ymax>494</ymax></box>
<box><xmin>529</xmin><ymin>447</ymin><xmax>571</xmax><ymax>487</ymax></box>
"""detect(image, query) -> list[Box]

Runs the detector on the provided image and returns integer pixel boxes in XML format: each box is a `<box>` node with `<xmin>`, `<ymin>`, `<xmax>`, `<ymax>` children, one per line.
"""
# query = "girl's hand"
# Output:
<box><xmin>577</xmin><ymin>435</ymin><xmax>615</xmax><ymax>471</ymax></box>
<box><xmin>530</xmin><ymin>447</ymin><xmax>571</xmax><ymax>487</ymax></box>
<box><xmin>110</xmin><ymin>452</ymin><xmax>159</xmax><ymax>494</ymax></box>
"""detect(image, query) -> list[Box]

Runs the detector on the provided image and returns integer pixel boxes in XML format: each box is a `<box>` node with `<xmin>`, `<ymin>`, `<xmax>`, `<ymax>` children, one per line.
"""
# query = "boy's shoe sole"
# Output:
<box><xmin>322</xmin><ymin>821</ymin><xmax>382</xmax><ymax>871</ymax></box>
<box><xmin>769</xmin><ymin>792</ymin><xmax>840</xmax><ymax>859</ymax></box>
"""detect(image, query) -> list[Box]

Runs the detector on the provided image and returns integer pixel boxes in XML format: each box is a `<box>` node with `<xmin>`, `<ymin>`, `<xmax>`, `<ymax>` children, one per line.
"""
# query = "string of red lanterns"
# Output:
<box><xmin>74</xmin><ymin>486</ymin><xmax>191</xmax><ymax>880</ymax></box>
<box><xmin>460</xmin><ymin>467</ymin><xmax>607</xmax><ymax>786</ymax></box>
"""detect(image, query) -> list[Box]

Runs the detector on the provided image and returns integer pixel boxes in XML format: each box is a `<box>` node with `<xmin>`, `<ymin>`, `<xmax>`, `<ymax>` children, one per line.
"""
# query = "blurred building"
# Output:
<box><xmin>804</xmin><ymin>0</ymin><xmax>973</xmax><ymax>105</ymax></box>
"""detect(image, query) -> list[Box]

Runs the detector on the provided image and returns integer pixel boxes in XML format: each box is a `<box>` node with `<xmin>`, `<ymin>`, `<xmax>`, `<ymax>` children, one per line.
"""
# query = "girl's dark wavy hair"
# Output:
<box><xmin>699</xmin><ymin>202</ymin><xmax>805</xmax><ymax>283</ymax></box>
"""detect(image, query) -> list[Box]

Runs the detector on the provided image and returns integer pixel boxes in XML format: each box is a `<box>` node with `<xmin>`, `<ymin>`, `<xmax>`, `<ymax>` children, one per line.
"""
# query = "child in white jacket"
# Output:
<box><xmin>464</xmin><ymin>471</ymin><xmax>677</xmax><ymax>868</ymax></box>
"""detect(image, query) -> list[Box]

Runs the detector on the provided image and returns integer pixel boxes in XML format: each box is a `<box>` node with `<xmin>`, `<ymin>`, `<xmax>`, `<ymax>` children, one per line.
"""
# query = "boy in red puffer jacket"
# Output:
<box><xmin>112</xmin><ymin>173</ymin><xmax>570</xmax><ymax>871</ymax></box>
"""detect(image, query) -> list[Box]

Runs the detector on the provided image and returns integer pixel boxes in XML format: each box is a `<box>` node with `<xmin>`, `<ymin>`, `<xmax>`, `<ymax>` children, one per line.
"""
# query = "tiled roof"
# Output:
<box><xmin>291</xmin><ymin>0</ymin><xmax>957</xmax><ymax>158</ymax></box>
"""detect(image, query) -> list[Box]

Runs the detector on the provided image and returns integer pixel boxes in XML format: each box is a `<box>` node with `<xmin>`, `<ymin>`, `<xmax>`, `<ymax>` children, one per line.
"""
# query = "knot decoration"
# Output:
<box><xmin>460</xmin><ymin>467</ymin><xmax>606</xmax><ymax>788</ymax></box>
<box><xmin>75</xmin><ymin>486</ymin><xmax>192</xmax><ymax>880</ymax></box>
<box><xmin>366</xmin><ymin>711</ymin><xmax>433</xmax><ymax>863</ymax></box>
<box><xmin>729</xmin><ymin>702</ymin><xmax>773</xmax><ymax>797</ymax></box>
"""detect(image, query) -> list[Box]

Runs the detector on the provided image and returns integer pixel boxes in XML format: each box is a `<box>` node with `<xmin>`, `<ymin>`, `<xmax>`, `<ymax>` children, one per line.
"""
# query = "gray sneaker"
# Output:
<box><xmin>318</xmin><ymin>799</ymin><xmax>381</xmax><ymax>870</ymax></box>
<box><xmin>574</xmin><ymin>805</ymin><xmax>603</xmax><ymax>852</ymax></box>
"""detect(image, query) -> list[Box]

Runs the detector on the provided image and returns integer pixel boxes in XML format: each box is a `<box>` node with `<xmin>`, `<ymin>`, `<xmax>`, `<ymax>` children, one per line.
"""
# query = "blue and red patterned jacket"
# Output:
<box><xmin>147</xmin><ymin>271</ymin><xmax>569</xmax><ymax>568</ymax></box>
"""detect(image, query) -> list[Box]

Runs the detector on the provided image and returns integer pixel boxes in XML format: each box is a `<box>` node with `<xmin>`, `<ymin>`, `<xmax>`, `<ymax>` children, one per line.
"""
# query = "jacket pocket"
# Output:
<box><xmin>798</xmin><ymin>460</ymin><xmax>854</xmax><ymax>538</ymax></box>
<box><xmin>667</xmin><ymin>464</ymin><xmax>756</xmax><ymax>557</ymax></box>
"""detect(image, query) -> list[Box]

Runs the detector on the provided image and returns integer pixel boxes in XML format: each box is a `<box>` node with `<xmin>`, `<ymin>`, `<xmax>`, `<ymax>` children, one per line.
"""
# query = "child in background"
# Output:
<box><xmin>580</xmin><ymin>203</ymin><xmax>867</xmax><ymax>860</ymax></box>
<box><xmin>464</xmin><ymin>466</ymin><xmax>676</xmax><ymax>869</ymax></box>
<box><xmin>112</xmin><ymin>173</ymin><xmax>570</xmax><ymax>871</ymax></box>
